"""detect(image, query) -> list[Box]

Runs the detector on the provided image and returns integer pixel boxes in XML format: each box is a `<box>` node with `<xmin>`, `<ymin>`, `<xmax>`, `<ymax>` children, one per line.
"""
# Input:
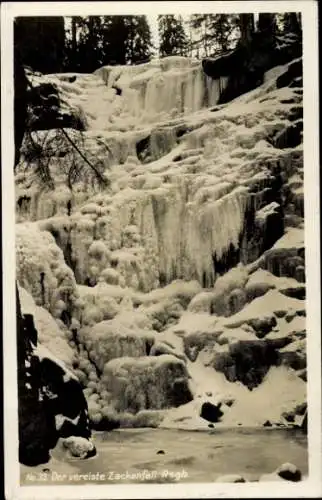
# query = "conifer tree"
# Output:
<box><xmin>14</xmin><ymin>17</ymin><xmax>65</xmax><ymax>73</ymax></box>
<box><xmin>76</xmin><ymin>16</ymin><xmax>106</xmax><ymax>71</ymax></box>
<box><xmin>189</xmin><ymin>14</ymin><xmax>239</xmax><ymax>57</ymax></box>
<box><xmin>158</xmin><ymin>15</ymin><xmax>188</xmax><ymax>57</ymax></box>
<box><xmin>65</xmin><ymin>15</ymin><xmax>154</xmax><ymax>69</ymax></box>
<box><xmin>124</xmin><ymin>16</ymin><xmax>154</xmax><ymax>64</ymax></box>
<box><xmin>283</xmin><ymin>13</ymin><xmax>302</xmax><ymax>35</ymax></box>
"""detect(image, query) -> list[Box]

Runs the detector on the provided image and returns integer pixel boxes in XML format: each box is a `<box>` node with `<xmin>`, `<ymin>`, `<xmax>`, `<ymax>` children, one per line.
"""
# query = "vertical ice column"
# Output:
<box><xmin>186</xmin><ymin>186</ymin><xmax>249</xmax><ymax>286</ymax></box>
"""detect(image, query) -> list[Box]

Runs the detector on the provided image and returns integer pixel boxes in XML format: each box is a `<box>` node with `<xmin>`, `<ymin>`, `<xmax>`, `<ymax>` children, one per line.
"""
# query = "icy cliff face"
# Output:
<box><xmin>15</xmin><ymin>55</ymin><xmax>306</xmax><ymax>429</ymax></box>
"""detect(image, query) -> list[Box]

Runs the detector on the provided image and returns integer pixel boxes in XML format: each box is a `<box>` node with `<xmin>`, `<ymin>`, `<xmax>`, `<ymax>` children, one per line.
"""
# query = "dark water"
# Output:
<box><xmin>21</xmin><ymin>427</ymin><xmax>308</xmax><ymax>485</ymax></box>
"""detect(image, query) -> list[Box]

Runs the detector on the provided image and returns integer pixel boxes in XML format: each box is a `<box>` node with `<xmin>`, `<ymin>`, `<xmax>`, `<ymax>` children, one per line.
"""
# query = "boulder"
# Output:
<box><xmin>227</xmin><ymin>288</ymin><xmax>247</xmax><ymax>315</ymax></box>
<box><xmin>81</xmin><ymin>316</ymin><xmax>155</xmax><ymax>372</ymax></box>
<box><xmin>276</xmin><ymin>462</ymin><xmax>302</xmax><ymax>481</ymax></box>
<box><xmin>200</xmin><ymin>402</ymin><xmax>224</xmax><ymax>423</ymax></box>
<box><xmin>260</xmin><ymin>229</ymin><xmax>305</xmax><ymax>280</ymax></box>
<box><xmin>294</xmin><ymin>402</ymin><xmax>307</xmax><ymax>417</ymax></box>
<box><xmin>63</xmin><ymin>436</ymin><xmax>96</xmax><ymax>459</ymax></box>
<box><xmin>101</xmin><ymin>355</ymin><xmax>192</xmax><ymax>413</ymax></box>
<box><xmin>259</xmin><ymin>462</ymin><xmax>302</xmax><ymax>482</ymax></box>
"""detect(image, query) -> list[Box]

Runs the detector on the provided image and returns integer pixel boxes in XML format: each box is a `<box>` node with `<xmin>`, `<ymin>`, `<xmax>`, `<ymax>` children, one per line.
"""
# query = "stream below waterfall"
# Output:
<box><xmin>20</xmin><ymin>427</ymin><xmax>308</xmax><ymax>485</ymax></box>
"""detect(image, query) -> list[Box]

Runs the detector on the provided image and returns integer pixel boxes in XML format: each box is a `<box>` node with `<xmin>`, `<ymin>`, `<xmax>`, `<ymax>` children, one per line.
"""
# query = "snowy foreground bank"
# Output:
<box><xmin>16</xmin><ymin>54</ymin><xmax>306</xmax><ymax>469</ymax></box>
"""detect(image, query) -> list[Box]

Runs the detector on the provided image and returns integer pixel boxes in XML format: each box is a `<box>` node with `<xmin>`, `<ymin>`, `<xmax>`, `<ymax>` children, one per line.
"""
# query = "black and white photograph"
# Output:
<box><xmin>2</xmin><ymin>1</ymin><xmax>321</xmax><ymax>498</ymax></box>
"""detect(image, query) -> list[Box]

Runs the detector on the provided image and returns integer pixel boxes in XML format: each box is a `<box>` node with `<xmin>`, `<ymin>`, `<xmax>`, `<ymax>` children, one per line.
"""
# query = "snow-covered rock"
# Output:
<box><xmin>62</xmin><ymin>436</ymin><xmax>96</xmax><ymax>459</ymax></box>
<box><xmin>259</xmin><ymin>462</ymin><xmax>302</xmax><ymax>482</ymax></box>
<box><xmin>19</xmin><ymin>286</ymin><xmax>74</xmax><ymax>366</ymax></box>
<box><xmin>101</xmin><ymin>355</ymin><xmax>192</xmax><ymax>413</ymax></box>
<box><xmin>17</xmin><ymin>308</ymin><xmax>93</xmax><ymax>466</ymax></box>
<box><xmin>16</xmin><ymin>223</ymin><xmax>78</xmax><ymax>318</ymax></box>
<box><xmin>80</xmin><ymin>315</ymin><xmax>155</xmax><ymax>372</ymax></box>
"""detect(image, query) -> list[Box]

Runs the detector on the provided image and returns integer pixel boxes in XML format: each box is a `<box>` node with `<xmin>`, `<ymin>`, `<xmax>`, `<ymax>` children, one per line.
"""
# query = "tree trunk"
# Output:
<box><xmin>258</xmin><ymin>13</ymin><xmax>276</xmax><ymax>44</ymax></box>
<box><xmin>71</xmin><ymin>17</ymin><xmax>77</xmax><ymax>68</ymax></box>
<box><xmin>239</xmin><ymin>14</ymin><xmax>255</xmax><ymax>46</ymax></box>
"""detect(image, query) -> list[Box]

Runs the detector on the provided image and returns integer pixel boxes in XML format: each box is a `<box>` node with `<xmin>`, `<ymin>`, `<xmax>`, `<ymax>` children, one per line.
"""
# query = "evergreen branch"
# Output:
<box><xmin>23</xmin><ymin>71</ymin><xmax>109</xmax><ymax>188</ymax></box>
<box><xmin>60</xmin><ymin>128</ymin><xmax>107</xmax><ymax>186</ymax></box>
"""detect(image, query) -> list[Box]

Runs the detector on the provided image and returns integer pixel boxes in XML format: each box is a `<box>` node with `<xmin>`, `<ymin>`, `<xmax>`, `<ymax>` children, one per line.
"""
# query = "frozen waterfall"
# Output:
<box><xmin>95</xmin><ymin>56</ymin><xmax>227</xmax><ymax>124</ymax></box>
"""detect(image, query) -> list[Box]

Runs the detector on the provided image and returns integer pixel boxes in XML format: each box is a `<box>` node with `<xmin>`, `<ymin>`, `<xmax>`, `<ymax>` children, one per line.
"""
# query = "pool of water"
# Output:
<box><xmin>21</xmin><ymin>427</ymin><xmax>308</xmax><ymax>485</ymax></box>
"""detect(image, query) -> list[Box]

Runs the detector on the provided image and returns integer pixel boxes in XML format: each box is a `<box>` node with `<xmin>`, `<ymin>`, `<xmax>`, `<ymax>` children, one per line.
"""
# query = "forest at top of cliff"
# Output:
<box><xmin>15</xmin><ymin>13</ymin><xmax>302</xmax><ymax>73</ymax></box>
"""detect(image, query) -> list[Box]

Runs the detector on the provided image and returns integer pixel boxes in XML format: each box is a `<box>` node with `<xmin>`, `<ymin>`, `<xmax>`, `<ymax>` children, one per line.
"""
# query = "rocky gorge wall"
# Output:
<box><xmin>15</xmin><ymin>52</ymin><xmax>306</xmax><ymax>442</ymax></box>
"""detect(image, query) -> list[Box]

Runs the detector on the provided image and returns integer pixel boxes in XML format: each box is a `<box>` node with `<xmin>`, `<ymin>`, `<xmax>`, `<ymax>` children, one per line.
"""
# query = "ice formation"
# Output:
<box><xmin>16</xmin><ymin>54</ymin><xmax>306</xmax><ymax>428</ymax></box>
<box><xmin>95</xmin><ymin>56</ymin><xmax>228</xmax><ymax>125</ymax></box>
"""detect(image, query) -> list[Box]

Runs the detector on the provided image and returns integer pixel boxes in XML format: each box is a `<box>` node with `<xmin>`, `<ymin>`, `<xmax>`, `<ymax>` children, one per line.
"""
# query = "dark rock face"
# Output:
<box><xmin>276</xmin><ymin>60</ymin><xmax>303</xmax><ymax>89</ymax></box>
<box><xmin>270</xmin><ymin>123</ymin><xmax>302</xmax><ymax>149</ymax></box>
<box><xmin>200</xmin><ymin>402</ymin><xmax>224</xmax><ymax>423</ymax></box>
<box><xmin>213</xmin><ymin>340</ymin><xmax>280</xmax><ymax>390</ymax></box>
<box><xmin>202</xmin><ymin>30</ymin><xmax>302</xmax><ymax>105</ymax></box>
<box><xmin>18</xmin><ymin>307</ymin><xmax>94</xmax><ymax>466</ymax></box>
<box><xmin>136</xmin><ymin>126</ymin><xmax>177</xmax><ymax>164</ymax></box>
<box><xmin>261</xmin><ymin>246</ymin><xmax>305</xmax><ymax>281</ymax></box>
<box><xmin>247</xmin><ymin>316</ymin><xmax>277</xmax><ymax>338</ymax></box>
<box><xmin>17</xmin><ymin>286</ymin><xmax>55</xmax><ymax>466</ymax></box>
<box><xmin>170</xmin><ymin>377</ymin><xmax>193</xmax><ymax>407</ymax></box>
<box><xmin>240</xmin><ymin>184</ymin><xmax>285</xmax><ymax>266</ymax></box>
<box><xmin>279</xmin><ymin>349</ymin><xmax>306</xmax><ymax>371</ymax></box>
<box><xmin>212</xmin><ymin>333</ymin><xmax>302</xmax><ymax>390</ymax></box>
<box><xmin>136</xmin><ymin>135</ymin><xmax>151</xmax><ymax>163</ymax></box>
<box><xmin>212</xmin><ymin>243</ymin><xmax>241</xmax><ymax>280</ymax></box>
